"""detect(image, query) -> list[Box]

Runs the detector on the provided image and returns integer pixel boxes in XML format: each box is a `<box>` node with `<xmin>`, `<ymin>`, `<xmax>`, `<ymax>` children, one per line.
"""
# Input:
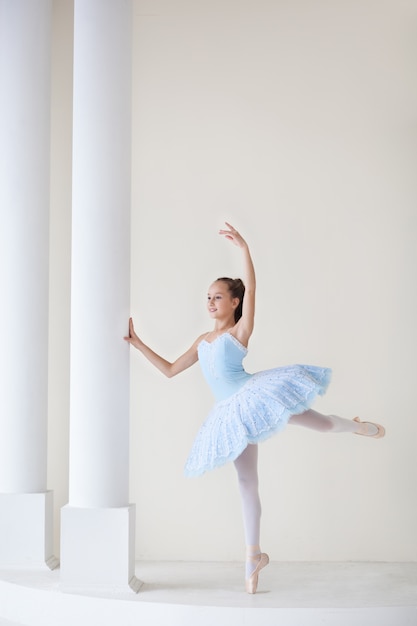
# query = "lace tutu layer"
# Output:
<box><xmin>184</xmin><ymin>364</ymin><xmax>331</xmax><ymax>477</ymax></box>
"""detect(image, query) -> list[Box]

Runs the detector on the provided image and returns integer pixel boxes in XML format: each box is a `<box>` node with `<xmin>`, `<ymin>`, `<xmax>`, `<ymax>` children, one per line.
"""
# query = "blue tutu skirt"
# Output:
<box><xmin>184</xmin><ymin>364</ymin><xmax>331</xmax><ymax>477</ymax></box>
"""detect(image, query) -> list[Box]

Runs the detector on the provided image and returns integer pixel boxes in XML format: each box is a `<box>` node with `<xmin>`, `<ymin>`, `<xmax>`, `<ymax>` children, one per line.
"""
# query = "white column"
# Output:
<box><xmin>0</xmin><ymin>0</ymin><xmax>57</xmax><ymax>569</ymax></box>
<box><xmin>60</xmin><ymin>0</ymin><xmax>139</xmax><ymax>592</ymax></box>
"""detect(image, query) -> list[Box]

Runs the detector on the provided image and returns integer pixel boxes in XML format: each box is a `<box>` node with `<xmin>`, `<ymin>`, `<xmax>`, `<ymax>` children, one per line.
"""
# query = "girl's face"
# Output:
<box><xmin>207</xmin><ymin>281</ymin><xmax>238</xmax><ymax>320</ymax></box>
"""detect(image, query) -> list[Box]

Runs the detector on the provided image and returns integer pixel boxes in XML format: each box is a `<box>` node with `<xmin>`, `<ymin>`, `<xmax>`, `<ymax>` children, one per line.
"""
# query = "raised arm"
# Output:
<box><xmin>124</xmin><ymin>317</ymin><xmax>201</xmax><ymax>378</ymax></box>
<box><xmin>219</xmin><ymin>222</ymin><xmax>256</xmax><ymax>344</ymax></box>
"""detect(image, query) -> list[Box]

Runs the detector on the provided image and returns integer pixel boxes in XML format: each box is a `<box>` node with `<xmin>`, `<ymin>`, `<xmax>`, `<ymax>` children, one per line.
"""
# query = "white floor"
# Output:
<box><xmin>0</xmin><ymin>561</ymin><xmax>416</xmax><ymax>626</ymax></box>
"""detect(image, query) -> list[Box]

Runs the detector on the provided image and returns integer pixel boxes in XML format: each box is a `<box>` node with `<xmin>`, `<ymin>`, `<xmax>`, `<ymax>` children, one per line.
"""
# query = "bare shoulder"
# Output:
<box><xmin>193</xmin><ymin>331</ymin><xmax>210</xmax><ymax>347</ymax></box>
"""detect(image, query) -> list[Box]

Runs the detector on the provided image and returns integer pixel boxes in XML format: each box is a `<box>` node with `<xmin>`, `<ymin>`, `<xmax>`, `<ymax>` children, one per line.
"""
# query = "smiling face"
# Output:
<box><xmin>207</xmin><ymin>280</ymin><xmax>239</xmax><ymax>322</ymax></box>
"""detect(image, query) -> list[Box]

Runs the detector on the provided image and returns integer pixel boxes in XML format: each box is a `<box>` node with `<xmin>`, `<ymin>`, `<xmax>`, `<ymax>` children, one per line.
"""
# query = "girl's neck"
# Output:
<box><xmin>214</xmin><ymin>319</ymin><xmax>235</xmax><ymax>333</ymax></box>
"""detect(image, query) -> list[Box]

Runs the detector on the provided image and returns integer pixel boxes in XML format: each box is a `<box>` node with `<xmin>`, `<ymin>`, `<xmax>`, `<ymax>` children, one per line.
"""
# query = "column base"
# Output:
<box><xmin>60</xmin><ymin>504</ymin><xmax>141</xmax><ymax>593</ymax></box>
<box><xmin>0</xmin><ymin>492</ymin><xmax>58</xmax><ymax>569</ymax></box>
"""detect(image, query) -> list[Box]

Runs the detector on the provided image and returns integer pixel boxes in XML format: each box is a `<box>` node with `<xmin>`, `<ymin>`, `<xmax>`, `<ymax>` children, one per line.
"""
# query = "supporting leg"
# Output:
<box><xmin>233</xmin><ymin>445</ymin><xmax>270</xmax><ymax>593</ymax></box>
<box><xmin>234</xmin><ymin>444</ymin><xmax>261</xmax><ymax>548</ymax></box>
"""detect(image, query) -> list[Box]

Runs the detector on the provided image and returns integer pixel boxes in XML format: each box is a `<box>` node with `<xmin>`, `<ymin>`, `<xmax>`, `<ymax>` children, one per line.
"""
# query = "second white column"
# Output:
<box><xmin>60</xmin><ymin>0</ymin><xmax>139</xmax><ymax>592</ymax></box>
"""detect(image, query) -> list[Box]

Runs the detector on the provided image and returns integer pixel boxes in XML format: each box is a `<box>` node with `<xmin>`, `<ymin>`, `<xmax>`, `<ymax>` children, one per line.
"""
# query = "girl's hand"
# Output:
<box><xmin>219</xmin><ymin>222</ymin><xmax>247</xmax><ymax>248</ymax></box>
<box><xmin>124</xmin><ymin>317</ymin><xmax>142</xmax><ymax>349</ymax></box>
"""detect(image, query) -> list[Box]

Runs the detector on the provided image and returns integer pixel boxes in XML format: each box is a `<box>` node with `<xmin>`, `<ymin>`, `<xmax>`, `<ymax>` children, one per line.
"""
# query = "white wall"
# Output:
<box><xmin>49</xmin><ymin>0</ymin><xmax>417</xmax><ymax>562</ymax></box>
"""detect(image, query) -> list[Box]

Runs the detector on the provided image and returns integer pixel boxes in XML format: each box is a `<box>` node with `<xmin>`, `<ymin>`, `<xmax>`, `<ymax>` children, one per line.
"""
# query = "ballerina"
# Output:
<box><xmin>125</xmin><ymin>222</ymin><xmax>385</xmax><ymax>593</ymax></box>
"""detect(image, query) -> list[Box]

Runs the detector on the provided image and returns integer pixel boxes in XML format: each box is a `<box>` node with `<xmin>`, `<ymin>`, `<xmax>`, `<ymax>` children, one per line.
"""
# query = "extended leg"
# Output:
<box><xmin>289</xmin><ymin>409</ymin><xmax>380</xmax><ymax>435</ymax></box>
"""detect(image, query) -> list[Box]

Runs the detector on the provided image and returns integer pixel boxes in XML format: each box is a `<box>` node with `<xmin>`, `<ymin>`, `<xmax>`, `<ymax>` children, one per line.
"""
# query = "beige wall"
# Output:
<box><xmin>49</xmin><ymin>0</ymin><xmax>73</xmax><ymax>557</ymax></box>
<box><xmin>49</xmin><ymin>0</ymin><xmax>417</xmax><ymax>562</ymax></box>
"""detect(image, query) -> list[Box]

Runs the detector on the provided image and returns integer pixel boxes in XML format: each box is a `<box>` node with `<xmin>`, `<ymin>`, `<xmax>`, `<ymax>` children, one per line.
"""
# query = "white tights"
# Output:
<box><xmin>288</xmin><ymin>409</ymin><xmax>360</xmax><ymax>433</ymax></box>
<box><xmin>233</xmin><ymin>409</ymin><xmax>360</xmax><ymax>577</ymax></box>
<box><xmin>234</xmin><ymin>444</ymin><xmax>261</xmax><ymax>577</ymax></box>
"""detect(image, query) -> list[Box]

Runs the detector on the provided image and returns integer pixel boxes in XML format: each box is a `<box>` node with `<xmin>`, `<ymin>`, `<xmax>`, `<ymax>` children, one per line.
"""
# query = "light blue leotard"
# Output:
<box><xmin>184</xmin><ymin>332</ymin><xmax>331</xmax><ymax>477</ymax></box>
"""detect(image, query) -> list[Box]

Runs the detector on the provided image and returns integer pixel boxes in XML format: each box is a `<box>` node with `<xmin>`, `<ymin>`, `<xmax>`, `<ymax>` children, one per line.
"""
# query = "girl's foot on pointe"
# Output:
<box><xmin>353</xmin><ymin>417</ymin><xmax>385</xmax><ymax>439</ymax></box>
<box><xmin>245</xmin><ymin>552</ymin><xmax>269</xmax><ymax>594</ymax></box>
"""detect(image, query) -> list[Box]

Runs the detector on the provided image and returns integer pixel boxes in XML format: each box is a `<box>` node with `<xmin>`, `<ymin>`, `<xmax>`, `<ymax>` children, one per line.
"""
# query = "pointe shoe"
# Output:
<box><xmin>353</xmin><ymin>417</ymin><xmax>385</xmax><ymax>439</ymax></box>
<box><xmin>245</xmin><ymin>553</ymin><xmax>269</xmax><ymax>594</ymax></box>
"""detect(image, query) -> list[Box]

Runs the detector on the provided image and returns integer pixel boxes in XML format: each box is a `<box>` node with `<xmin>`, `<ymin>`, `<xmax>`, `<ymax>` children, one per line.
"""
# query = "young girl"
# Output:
<box><xmin>125</xmin><ymin>222</ymin><xmax>385</xmax><ymax>594</ymax></box>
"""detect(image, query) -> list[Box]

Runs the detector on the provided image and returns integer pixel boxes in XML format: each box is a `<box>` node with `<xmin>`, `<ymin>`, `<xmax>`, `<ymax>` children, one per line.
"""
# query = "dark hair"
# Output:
<box><xmin>216</xmin><ymin>277</ymin><xmax>245</xmax><ymax>323</ymax></box>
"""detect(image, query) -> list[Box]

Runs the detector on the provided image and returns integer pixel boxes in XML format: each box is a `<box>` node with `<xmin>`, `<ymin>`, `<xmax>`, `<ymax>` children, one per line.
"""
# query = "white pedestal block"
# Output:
<box><xmin>60</xmin><ymin>504</ymin><xmax>141</xmax><ymax>593</ymax></box>
<box><xmin>0</xmin><ymin>492</ymin><xmax>58</xmax><ymax>569</ymax></box>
